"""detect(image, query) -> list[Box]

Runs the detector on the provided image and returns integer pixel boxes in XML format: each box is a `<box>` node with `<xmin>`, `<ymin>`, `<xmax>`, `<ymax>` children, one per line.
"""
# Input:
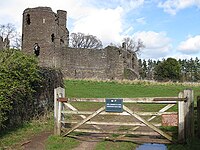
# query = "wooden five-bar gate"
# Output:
<box><xmin>54</xmin><ymin>87</ymin><xmax>194</xmax><ymax>144</ymax></box>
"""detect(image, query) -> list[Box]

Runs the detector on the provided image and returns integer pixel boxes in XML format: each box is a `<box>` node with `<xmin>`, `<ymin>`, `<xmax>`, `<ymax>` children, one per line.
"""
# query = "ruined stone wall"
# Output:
<box><xmin>57</xmin><ymin>10</ymin><xmax>69</xmax><ymax>48</ymax></box>
<box><xmin>21</xmin><ymin>7</ymin><xmax>139</xmax><ymax>80</ymax></box>
<box><xmin>61</xmin><ymin>47</ymin><xmax>109</xmax><ymax>79</ymax></box>
<box><xmin>119</xmin><ymin>49</ymin><xmax>140</xmax><ymax>79</ymax></box>
<box><xmin>60</xmin><ymin>46</ymin><xmax>125</xmax><ymax>80</ymax></box>
<box><xmin>105</xmin><ymin>46</ymin><xmax>124</xmax><ymax>80</ymax></box>
<box><xmin>0</xmin><ymin>36</ymin><xmax>3</xmax><ymax>50</ymax></box>
<box><xmin>22</xmin><ymin>7</ymin><xmax>69</xmax><ymax>67</ymax></box>
<box><xmin>0</xmin><ymin>36</ymin><xmax>10</xmax><ymax>50</ymax></box>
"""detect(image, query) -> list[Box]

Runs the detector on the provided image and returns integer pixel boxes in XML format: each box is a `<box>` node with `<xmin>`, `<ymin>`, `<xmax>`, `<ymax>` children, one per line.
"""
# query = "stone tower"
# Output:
<box><xmin>22</xmin><ymin>7</ymin><xmax>69</xmax><ymax>67</ymax></box>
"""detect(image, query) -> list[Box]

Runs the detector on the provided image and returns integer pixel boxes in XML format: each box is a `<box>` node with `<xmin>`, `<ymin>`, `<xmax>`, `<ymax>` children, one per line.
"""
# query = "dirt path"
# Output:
<box><xmin>18</xmin><ymin>109</ymin><xmax>158</xmax><ymax>150</ymax></box>
<box><xmin>21</xmin><ymin>131</ymin><xmax>52</xmax><ymax>150</ymax></box>
<box><xmin>20</xmin><ymin>131</ymin><xmax>98</xmax><ymax>150</ymax></box>
<box><xmin>72</xmin><ymin>141</ymin><xmax>97</xmax><ymax>150</ymax></box>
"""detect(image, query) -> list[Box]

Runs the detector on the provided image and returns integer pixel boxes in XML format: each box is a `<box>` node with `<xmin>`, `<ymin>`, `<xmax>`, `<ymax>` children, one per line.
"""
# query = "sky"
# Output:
<box><xmin>0</xmin><ymin>0</ymin><xmax>200</xmax><ymax>60</ymax></box>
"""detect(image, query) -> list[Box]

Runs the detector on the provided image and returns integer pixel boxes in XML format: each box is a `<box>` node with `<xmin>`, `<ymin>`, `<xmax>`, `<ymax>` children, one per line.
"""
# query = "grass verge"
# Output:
<box><xmin>95</xmin><ymin>141</ymin><xmax>137</xmax><ymax>150</ymax></box>
<box><xmin>46</xmin><ymin>135</ymin><xmax>79</xmax><ymax>150</ymax></box>
<box><xmin>0</xmin><ymin>112</ymin><xmax>53</xmax><ymax>149</ymax></box>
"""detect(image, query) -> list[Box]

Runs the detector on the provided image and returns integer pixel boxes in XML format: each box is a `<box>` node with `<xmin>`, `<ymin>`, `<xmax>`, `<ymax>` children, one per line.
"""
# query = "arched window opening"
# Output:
<box><xmin>34</xmin><ymin>43</ymin><xmax>40</xmax><ymax>57</ymax></box>
<box><xmin>51</xmin><ymin>34</ymin><xmax>55</xmax><ymax>42</ymax></box>
<box><xmin>60</xmin><ymin>38</ymin><xmax>64</xmax><ymax>44</ymax></box>
<box><xmin>26</xmin><ymin>14</ymin><xmax>31</xmax><ymax>25</ymax></box>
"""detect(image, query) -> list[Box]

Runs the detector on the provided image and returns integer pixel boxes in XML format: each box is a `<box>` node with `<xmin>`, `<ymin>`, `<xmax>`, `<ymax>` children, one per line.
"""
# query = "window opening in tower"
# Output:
<box><xmin>51</xmin><ymin>34</ymin><xmax>55</xmax><ymax>42</ymax></box>
<box><xmin>26</xmin><ymin>14</ymin><xmax>31</xmax><ymax>25</ymax></box>
<box><xmin>33</xmin><ymin>43</ymin><xmax>40</xmax><ymax>56</ymax></box>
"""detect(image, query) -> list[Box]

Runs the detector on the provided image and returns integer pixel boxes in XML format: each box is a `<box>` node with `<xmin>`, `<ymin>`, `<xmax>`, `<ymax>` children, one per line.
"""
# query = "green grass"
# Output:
<box><xmin>167</xmin><ymin>138</ymin><xmax>200</xmax><ymax>150</ymax></box>
<box><xmin>46</xmin><ymin>135</ymin><xmax>79</xmax><ymax>150</ymax></box>
<box><xmin>65</xmin><ymin>79</ymin><xmax>200</xmax><ymax>100</ymax></box>
<box><xmin>71</xmin><ymin>101</ymin><xmax>104</xmax><ymax>111</ymax></box>
<box><xmin>0</xmin><ymin>113</ymin><xmax>54</xmax><ymax>149</ymax></box>
<box><xmin>95</xmin><ymin>141</ymin><xmax>137</xmax><ymax>150</ymax></box>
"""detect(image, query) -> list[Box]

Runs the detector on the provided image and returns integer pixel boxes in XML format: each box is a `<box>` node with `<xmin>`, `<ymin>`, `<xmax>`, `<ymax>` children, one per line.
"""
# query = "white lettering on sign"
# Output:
<box><xmin>105</xmin><ymin>99</ymin><xmax>123</xmax><ymax>112</ymax></box>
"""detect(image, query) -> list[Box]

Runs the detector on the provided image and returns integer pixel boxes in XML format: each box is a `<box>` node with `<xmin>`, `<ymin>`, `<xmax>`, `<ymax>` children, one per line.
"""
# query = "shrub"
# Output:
<box><xmin>0</xmin><ymin>49</ymin><xmax>40</xmax><ymax>128</ymax></box>
<box><xmin>154</xmin><ymin>58</ymin><xmax>181</xmax><ymax>82</ymax></box>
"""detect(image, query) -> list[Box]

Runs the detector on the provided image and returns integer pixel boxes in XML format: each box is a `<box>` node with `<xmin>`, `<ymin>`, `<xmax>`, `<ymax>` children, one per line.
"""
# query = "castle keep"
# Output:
<box><xmin>22</xmin><ymin>7</ymin><xmax>139</xmax><ymax>80</ymax></box>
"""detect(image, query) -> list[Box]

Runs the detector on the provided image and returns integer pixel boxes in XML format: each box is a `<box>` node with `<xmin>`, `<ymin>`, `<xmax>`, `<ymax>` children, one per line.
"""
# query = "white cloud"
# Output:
<box><xmin>158</xmin><ymin>0</ymin><xmax>200</xmax><ymax>15</ymax></box>
<box><xmin>0</xmin><ymin>0</ymin><xmax>95</xmax><ymax>27</ymax></box>
<box><xmin>168</xmin><ymin>53</ymin><xmax>195</xmax><ymax>60</ymax></box>
<box><xmin>121</xmin><ymin>0</ymin><xmax>144</xmax><ymax>11</ymax></box>
<box><xmin>134</xmin><ymin>31</ymin><xmax>172</xmax><ymax>59</ymax></box>
<box><xmin>178</xmin><ymin>35</ymin><xmax>200</xmax><ymax>54</ymax></box>
<box><xmin>0</xmin><ymin>0</ymin><xmax>145</xmax><ymax>47</ymax></box>
<box><xmin>69</xmin><ymin>0</ymin><xmax>145</xmax><ymax>46</ymax></box>
<box><xmin>136</xmin><ymin>17</ymin><xmax>146</xmax><ymax>25</ymax></box>
<box><xmin>72</xmin><ymin>7</ymin><xmax>123</xmax><ymax>46</ymax></box>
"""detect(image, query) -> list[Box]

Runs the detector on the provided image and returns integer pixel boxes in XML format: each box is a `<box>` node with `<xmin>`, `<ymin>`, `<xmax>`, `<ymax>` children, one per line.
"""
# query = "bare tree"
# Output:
<box><xmin>70</xmin><ymin>32</ymin><xmax>103</xmax><ymax>49</ymax></box>
<box><xmin>122</xmin><ymin>37</ymin><xmax>145</xmax><ymax>53</ymax></box>
<box><xmin>0</xmin><ymin>23</ymin><xmax>21</xmax><ymax>49</ymax></box>
<box><xmin>12</xmin><ymin>34</ymin><xmax>21</xmax><ymax>49</ymax></box>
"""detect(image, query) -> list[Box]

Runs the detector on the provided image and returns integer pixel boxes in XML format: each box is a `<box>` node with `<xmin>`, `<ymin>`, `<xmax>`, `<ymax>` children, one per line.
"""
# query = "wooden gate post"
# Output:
<box><xmin>184</xmin><ymin>89</ymin><xmax>194</xmax><ymax>141</ymax></box>
<box><xmin>178</xmin><ymin>91</ymin><xmax>185</xmax><ymax>142</ymax></box>
<box><xmin>54</xmin><ymin>87</ymin><xmax>65</xmax><ymax>135</ymax></box>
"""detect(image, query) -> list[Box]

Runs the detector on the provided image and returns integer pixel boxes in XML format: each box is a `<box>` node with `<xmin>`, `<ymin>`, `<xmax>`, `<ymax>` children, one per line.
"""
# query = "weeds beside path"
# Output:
<box><xmin>0</xmin><ymin>113</ymin><xmax>53</xmax><ymax>149</ymax></box>
<box><xmin>22</xmin><ymin>131</ymin><xmax>52</xmax><ymax>150</ymax></box>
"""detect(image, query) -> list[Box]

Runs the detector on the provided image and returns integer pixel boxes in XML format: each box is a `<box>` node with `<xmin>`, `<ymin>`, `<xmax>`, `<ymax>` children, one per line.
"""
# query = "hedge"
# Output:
<box><xmin>0</xmin><ymin>49</ymin><xmax>63</xmax><ymax>129</ymax></box>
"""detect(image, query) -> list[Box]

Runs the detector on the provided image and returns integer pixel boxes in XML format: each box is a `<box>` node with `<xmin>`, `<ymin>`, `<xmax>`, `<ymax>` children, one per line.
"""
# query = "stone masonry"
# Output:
<box><xmin>22</xmin><ymin>7</ymin><xmax>139</xmax><ymax>80</ymax></box>
<box><xmin>0</xmin><ymin>36</ymin><xmax>10</xmax><ymax>50</ymax></box>
<box><xmin>22</xmin><ymin>7</ymin><xmax>69</xmax><ymax>67</ymax></box>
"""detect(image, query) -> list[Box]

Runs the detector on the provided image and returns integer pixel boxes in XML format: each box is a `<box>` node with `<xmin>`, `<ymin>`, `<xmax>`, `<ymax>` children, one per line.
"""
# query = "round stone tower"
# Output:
<box><xmin>22</xmin><ymin>7</ymin><xmax>69</xmax><ymax>67</ymax></box>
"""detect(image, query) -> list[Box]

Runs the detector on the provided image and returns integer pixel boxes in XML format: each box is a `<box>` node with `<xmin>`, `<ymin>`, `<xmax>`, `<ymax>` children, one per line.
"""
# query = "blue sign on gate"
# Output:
<box><xmin>106</xmin><ymin>99</ymin><xmax>123</xmax><ymax>113</ymax></box>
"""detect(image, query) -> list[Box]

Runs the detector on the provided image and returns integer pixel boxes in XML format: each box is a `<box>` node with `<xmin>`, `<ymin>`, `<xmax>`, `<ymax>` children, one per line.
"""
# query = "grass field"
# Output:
<box><xmin>1</xmin><ymin>79</ymin><xmax>200</xmax><ymax>150</ymax></box>
<box><xmin>65</xmin><ymin>79</ymin><xmax>200</xmax><ymax>99</ymax></box>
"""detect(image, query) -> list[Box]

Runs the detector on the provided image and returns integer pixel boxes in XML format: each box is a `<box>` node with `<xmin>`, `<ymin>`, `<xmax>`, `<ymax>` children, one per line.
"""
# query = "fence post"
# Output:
<box><xmin>197</xmin><ymin>96</ymin><xmax>200</xmax><ymax>138</ymax></box>
<box><xmin>184</xmin><ymin>89</ymin><xmax>194</xmax><ymax>141</ymax></box>
<box><xmin>57</xmin><ymin>99</ymin><xmax>62</xmax><ymax>135</ymax></box>
<box><xmin>54</xmin><ymin>87</ymin><xmax>65</xmax><ymax>135</ymax></box>
<box><xmin>178</xmin><ymin>91</ymin><xmax>185</xmax><ymax>142</ymax></box>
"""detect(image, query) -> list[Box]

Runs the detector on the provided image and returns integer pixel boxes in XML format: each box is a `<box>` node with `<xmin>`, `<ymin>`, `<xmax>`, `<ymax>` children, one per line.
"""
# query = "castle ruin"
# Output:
<box><xmin>22</xmin><ymin>7</ymin><xmax>139</xmax><ymax>80</ymax></box>
<box><xmin>0</xmin><ymin>36</ymin><xmax>10</xmax><ymax>50</ymax></box>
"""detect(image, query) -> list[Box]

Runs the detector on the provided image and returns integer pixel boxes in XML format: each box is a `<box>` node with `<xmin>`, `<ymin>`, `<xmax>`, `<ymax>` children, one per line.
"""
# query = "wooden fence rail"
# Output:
<box><xmin>54</xmin><ymin>87</ymin><xmax>194</xmax><ymax>143</ymax></box>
